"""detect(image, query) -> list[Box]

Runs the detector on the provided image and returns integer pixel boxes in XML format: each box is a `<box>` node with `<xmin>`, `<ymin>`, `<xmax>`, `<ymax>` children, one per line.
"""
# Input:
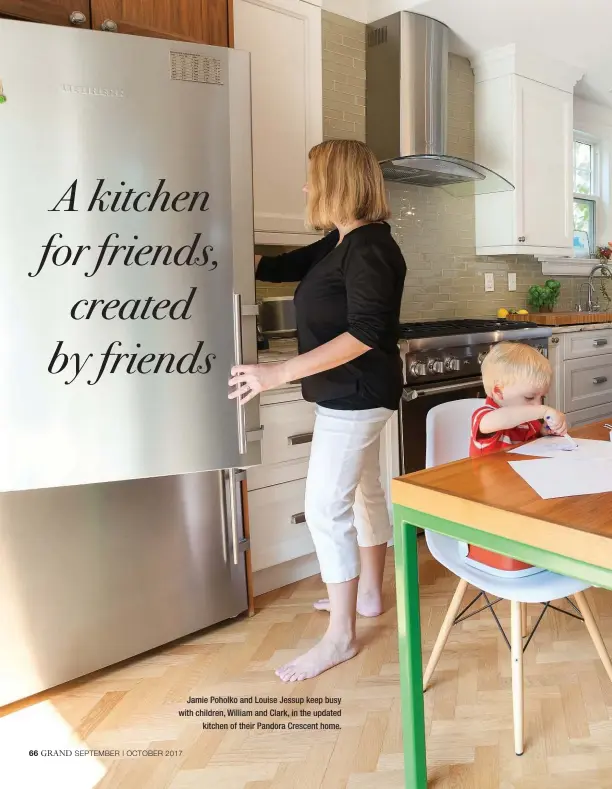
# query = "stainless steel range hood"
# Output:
<box><xmin>366</xmin><ymin>11</ymin><xmax>514</xmax><ymax>197</ymax></box>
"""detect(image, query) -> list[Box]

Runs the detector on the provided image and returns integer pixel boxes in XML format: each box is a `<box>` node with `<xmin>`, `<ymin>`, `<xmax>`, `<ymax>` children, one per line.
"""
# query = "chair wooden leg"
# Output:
<box><xmin>574</xmin><ymin>591</ymin><xmax>612</xmax><ymax>683</ymax></box>
<box><xmin>521</xmin><ymin>603</ymin><xmax>528</xmax><ymax>638</ymax></box>
<box><xmin>510</xmin><ymin>600</ymin><xmax>524</xmax><ymax>756</ymax></box>
<box><xmin>423</xmin><ymin>578</ymin><xmax>469</xmax><ymax>691</ymax></box>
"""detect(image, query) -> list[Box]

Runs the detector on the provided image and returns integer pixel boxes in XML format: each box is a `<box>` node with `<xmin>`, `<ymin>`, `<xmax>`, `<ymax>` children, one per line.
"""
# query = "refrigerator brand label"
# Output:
<box><xmin>62</xmin><ymin>84</ymin><xmax>125</xmax><ymax>98</ymax></box>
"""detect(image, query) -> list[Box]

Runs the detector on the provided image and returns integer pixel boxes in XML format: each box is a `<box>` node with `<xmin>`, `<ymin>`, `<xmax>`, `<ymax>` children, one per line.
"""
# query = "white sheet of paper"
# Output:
<box><xmin>508</xmin><ymin>436</ymin><xmax>612</xmax><ymax>460</ymax></box>
<box><xmin>508</xmin><ymin>457</ymin><xmax>612</xmax><ymax>499</ymax></box>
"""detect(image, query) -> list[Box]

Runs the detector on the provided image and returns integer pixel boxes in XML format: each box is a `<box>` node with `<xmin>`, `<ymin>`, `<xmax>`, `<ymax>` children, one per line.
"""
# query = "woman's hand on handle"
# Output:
<box><xmin>227</xmin><ymin>333</ymin><xmax>370</xmax><ymax>405</ymax></box>
<box><xmin>228</xmin><ymin>362</ymin><xmax>289</xmax><ymax>405</ymax></box>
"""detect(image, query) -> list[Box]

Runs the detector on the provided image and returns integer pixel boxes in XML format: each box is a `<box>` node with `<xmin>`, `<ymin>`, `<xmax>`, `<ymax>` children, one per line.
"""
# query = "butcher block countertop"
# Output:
<box><xmin>507</xmin><ymin>311</ymin><xmax>612</xmax><ymax>326</ymax></box>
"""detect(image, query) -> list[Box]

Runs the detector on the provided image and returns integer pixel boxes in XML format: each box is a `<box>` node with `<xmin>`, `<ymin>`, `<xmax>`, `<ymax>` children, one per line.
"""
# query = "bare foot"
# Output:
<box><xmin>313</xmin><ymin>591</ymin><xmax>383</xmax><ymax>618</ymax></box>
<box><xmin>275</xmin><ymin>636</ymin><xmax>358</xmax><ymax>682</ymax></box>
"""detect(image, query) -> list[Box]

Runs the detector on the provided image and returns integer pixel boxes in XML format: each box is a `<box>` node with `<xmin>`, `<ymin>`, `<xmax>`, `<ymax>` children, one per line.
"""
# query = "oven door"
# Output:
<box><xmin>399</xmin><ymin>377</ymin><xmax>486</xmax><ymax>476</ymax></box>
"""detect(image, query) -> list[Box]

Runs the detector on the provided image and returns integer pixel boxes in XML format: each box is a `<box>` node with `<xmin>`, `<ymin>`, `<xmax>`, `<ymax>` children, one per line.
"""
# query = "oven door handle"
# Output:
<box><xmin>403</xmin><ymin>377</ymin><xmax>484</xmax><ymax>400</ymax></box>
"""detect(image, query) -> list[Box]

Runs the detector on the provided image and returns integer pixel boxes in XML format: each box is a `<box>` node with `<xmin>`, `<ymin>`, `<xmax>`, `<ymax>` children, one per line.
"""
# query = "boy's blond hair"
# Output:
<box><xmin>481</xmin><ymin>342</ymin><xmax>552</xmax><ymax>397</ymax></box>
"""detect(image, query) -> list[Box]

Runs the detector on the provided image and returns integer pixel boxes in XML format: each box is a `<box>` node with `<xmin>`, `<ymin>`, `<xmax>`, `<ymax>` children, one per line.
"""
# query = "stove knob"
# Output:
<box><xmin>445</xmin><ymin>357</ymin><xmax>461</xmax><ymax>372</ymax></box>
<box><xmin>410</xmin><ymin>362</ymin><xmax>427</xmax><ymax>377</ymax></box>
<box><xmin>428</xmin><ymin>359</ymin><xmax>444</xmax><ymax>374</ymax></box>
<box><xmin>478</xmin><ymin>352</ymin><xmax>488</xmax><ymax>364</ymax></box>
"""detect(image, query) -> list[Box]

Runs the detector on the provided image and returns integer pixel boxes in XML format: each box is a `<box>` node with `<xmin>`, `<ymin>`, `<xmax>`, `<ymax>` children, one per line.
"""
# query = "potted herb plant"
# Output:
<box><xmin>527</xmin><ymin>280</ymin><xmax>561</xmax><ymax>313</ymax></box>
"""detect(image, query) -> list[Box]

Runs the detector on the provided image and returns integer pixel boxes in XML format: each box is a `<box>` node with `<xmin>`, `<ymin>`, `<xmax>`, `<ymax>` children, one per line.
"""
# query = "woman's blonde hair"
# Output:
<box><xmin>481</xmin><ymin>342</ymin><xmax>552</xmax><ymax>396</ymax></box>
<box><xmin>306</xmin><ymin>139</ymin><xmax>391</xmax><ymax>231</ymax></box>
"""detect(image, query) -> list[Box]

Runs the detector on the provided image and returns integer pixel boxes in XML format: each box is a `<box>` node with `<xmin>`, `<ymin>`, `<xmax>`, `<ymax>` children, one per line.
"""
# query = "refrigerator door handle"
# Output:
<box><xmin>232</xmin><ymin>293</ymin><xmax>248</xmax><ymax>455</ymax></box>
<box><xmin>232</xmin><ymin>294</ymin><xmax>263</xmax><ymax>454</ymax></box>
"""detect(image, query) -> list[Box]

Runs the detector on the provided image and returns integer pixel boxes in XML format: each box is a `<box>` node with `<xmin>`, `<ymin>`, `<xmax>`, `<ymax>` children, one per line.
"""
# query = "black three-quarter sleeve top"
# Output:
<box><xmin>256</xmin><ymin>222</ymin><xmax>407</xmax><ymax>411</ymax></box>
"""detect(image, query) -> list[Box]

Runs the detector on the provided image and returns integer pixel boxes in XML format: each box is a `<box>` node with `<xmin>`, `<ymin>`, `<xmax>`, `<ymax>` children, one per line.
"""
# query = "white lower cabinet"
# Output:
<box><xmin>247</xmin><ymin>387</ymin><xmax>319</xmax><ymax>595</ymax></box>
<box><xmin>564</xmin><ymin>354</ymin><xmax>612</xmax><ymax>413</ymax></box>
<box><xmin>247</xmin><ymin>398</ymin><xmax>315</xmax><ymax>490</ymax></box>
<box><xmin>563</xmin><ymin>328</ymin><xmax>612</xmax><ymax>360</ymax></box>
<box><xmin>247</xmin><ymin>389</ymin><xmax>398</xmax><ymax>595</ymax></box>
<box><xmin>567</xmin><ymin>402</ymin><xmax>612</xmax><ymax>429</ymax></box>
<box><xmin>249</xmin><ymin>478</ymin><xmax>313</xmax><ymax>572</ymax></box>
<box><xmin>547</xmin><ymin>326</ymin><xmax>612</xmax><ymax>428</ymax></box>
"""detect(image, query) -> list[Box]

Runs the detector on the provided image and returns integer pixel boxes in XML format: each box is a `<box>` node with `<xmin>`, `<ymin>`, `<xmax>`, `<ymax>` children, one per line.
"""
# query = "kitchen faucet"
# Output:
<box><xmin>577</xmin><ymin>281</ymin><xmax>594</xmax><ymax>312</ymax></box>
<box><xmin>584</xmin><ymin>262</ymin><xmax>612</xmax><ymax>312</ymax></box>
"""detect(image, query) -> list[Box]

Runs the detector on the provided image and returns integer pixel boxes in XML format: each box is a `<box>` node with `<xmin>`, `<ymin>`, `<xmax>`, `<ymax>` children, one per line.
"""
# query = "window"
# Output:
<box><xmin>572</xmin><ymin>137</ymin><xmax>597</xmax><ymax>255</ymax></box>
<box><xmin>573</xmin><ymin>140</ymin><xmax>594</xmax><ymax>194</ymax></box>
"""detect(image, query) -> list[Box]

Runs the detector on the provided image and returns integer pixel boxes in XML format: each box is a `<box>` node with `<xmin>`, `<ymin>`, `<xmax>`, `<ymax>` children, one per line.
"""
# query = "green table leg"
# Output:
<box><xmin>393</xmin><ymin>506</ymin><xmax>427</xmax><ymax>788</ymax></box>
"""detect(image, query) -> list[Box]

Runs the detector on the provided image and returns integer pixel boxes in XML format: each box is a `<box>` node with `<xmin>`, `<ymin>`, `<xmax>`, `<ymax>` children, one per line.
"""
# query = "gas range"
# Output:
<box><xmin>399</xmin><ymin>318</ymin><xmax>552</xmax><ymax>386</ymax></box>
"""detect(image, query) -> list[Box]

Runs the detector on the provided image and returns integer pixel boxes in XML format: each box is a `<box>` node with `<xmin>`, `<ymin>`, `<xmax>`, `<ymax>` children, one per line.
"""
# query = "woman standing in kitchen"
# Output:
<box><xmin>228</xmin><ymin>139</ymin><xmax>406</xmax><ymax>682</ymax></box>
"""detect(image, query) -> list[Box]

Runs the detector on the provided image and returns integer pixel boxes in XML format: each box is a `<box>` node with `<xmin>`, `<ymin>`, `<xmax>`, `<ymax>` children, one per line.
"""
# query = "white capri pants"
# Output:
<box><xmin>304</xmin><ymin>404</ymin><xmax>394</xmax><ymax>584</ymax></box>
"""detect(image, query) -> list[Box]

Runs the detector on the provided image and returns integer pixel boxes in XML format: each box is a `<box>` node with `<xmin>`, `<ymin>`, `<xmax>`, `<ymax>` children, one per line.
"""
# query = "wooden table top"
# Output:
<box><xmin>391</xmin><ymin>420</ymin><xmax>612</xmax><ymax>570</ymax></box>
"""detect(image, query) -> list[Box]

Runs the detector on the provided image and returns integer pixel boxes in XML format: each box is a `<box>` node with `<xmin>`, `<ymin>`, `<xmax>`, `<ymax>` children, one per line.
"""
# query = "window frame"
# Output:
<box><xmin>572</xmin><ymin>132</ymin><xmax>600</xmax><ymax>255</ymax></box>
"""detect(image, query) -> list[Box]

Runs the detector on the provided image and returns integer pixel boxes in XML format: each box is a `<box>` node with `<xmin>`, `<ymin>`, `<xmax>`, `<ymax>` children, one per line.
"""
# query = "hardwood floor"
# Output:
<box><xmin>2</xmin><ymin>539</ymin><xmax>612</xmax><ymax>788</ymax></box>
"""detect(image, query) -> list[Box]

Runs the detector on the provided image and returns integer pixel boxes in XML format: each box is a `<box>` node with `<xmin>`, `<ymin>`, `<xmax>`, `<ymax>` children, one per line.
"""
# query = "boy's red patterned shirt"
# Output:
<box><xmin>470</xmin><ymin>397</ymin><xmax>541</xmax><ymax>457</ymax></box>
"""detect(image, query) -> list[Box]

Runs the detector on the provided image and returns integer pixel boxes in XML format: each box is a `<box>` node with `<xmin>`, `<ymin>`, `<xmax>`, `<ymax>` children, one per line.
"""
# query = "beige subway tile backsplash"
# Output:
<box><xmin>322</xmin><ymin>11</ymin><xmax>367</xmax><ymax>145</ymax></box>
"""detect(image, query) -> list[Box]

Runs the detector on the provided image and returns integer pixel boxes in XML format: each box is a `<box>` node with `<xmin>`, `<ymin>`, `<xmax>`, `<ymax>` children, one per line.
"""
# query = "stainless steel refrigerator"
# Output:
<box><xmin>0</xmin><ymin>20</ymin><xmax>262</xmax><ymax>706</ymax></box>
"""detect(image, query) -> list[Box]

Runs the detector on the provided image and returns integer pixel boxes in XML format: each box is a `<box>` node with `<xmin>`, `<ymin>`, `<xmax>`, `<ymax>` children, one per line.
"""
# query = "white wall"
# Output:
<box><xmin>364</xmin><ymin>0</ymin><xmax>425</xmax><ymax>20</ymax></box>
<box><xmin>322</xmin><ymin>0</ymin><xmax>425</xmax><ymax>23</ymax></box>
<box><xmin>321</xmin><ymin>0</ymin><xmax>368</xmax><ymax>22</ymax></box>
<box><xmin>574</xmin><ymin>96</ymin><xmax>612</xmax><ymax>247</ymax></box>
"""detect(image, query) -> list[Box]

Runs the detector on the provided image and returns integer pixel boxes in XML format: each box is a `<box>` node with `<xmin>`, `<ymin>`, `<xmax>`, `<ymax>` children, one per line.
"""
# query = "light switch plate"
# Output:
<box><xmin>484</xmin><ymin>273</ymin><xmax>495</xmax><ymax>292</ymax></box>
<box><xmin>508</xmin><ymin>272</ymin><xmax>517</xmax><ymax>291</ymax></box>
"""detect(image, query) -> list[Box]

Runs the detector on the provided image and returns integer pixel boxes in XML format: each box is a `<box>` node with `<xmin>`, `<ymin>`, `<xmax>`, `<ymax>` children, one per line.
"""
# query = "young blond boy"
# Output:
<box><xmin>467</xmin><ymin>341</ymin><xmax>567</xmax><ymax>574</ymax></box>
<box><xmin>470</xmin><ymin>341</ymin><xmax>567</xmax><ymax>458</ymax></box>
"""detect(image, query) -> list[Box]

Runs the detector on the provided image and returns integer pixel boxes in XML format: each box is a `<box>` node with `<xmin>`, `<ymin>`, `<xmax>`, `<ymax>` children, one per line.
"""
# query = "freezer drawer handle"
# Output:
<box><xmin>288</xmin><ymin>432</ymin><xmax>313</xmax><ymax>446</ymax></box>
<box><xmin>218</xmin><ymin>470</ymin><xmax>229</xmax><ymax>564</ymax></box>
<box><xmin>291</xmin><ymin>512</ymin><xmax>306</xmax><ymax>525</ymax></box>
<box><xmin>593</xmin><ymin>339</ymin><xmax>608</xmax><ymax>347</ymax></box>
<box><xmin>593</xmin><ymin>376</ymin><xmax>608</xmax><ymax>385</ymax></box>
<box><xmin>227</xmin><ymin>469</ymin><xmax>249</xmax><ymax>565</ymax></box>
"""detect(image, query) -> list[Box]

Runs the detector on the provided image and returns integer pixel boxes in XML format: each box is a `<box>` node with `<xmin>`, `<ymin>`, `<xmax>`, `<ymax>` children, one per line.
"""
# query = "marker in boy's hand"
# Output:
<box><xmin>543</xmin><ymin>409</ymin><xmax>568</xmax><ymax>436</ymax></box>
<box><xmin>470</xmin><ymin>342</ymin><xmax>567</xmax><ymax>458</ymax></box>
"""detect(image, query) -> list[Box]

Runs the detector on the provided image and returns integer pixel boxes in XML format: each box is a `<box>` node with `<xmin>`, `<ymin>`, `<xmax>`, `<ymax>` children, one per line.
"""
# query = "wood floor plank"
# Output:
<box><xmin>1</xmin><ymin>540</ymin><xmax>612</xmax><ymax>787</ymax></box>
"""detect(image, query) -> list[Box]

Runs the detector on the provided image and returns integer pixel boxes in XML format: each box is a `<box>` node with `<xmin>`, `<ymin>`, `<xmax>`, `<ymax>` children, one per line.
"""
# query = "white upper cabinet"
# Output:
<box><xmin>472</xmin><ymin>46</ymin><xmax>583</xmax><ymax>257</ymax></box>
<box><xmin>233</xmin><ymin>0</ymin><xmax>323</xmax><ymax>246</ymax></box>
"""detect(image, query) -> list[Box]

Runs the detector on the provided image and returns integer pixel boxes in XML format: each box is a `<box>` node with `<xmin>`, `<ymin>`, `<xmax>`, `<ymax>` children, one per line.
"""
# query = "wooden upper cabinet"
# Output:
<box><xmin>90</xmin><ymin>0</ymin><xmax>229</xmax><ymax>45</ymax></box>
<box><xmin>0</xmin><ymin>1</ymin><xmax>90</xmax><ymax>26</ymax></box>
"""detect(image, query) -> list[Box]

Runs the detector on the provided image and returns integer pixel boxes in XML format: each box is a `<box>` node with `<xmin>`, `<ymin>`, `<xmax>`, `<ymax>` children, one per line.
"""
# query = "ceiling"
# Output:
<box><xmin>325</xmin><ymin>0</ymin><xmax>612</xmax><ymax>108</ymax></box>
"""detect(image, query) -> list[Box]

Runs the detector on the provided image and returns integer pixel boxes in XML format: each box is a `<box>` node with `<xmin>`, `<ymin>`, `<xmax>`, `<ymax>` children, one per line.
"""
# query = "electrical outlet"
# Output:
<box><xmin>484</xmin><ymin>273</ymin><xmax>495</xmax><ymax>292</ymax></box>
<box><xmin>508</xmin><ymin>272</ymin><xmax>517</xmax><ymax>291</ymax></box>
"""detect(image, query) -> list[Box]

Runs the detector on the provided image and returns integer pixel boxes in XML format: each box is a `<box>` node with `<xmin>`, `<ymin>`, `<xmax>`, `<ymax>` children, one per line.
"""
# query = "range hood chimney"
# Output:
<box><xmin>366</xmin><ymin>11</ymin><xmax>514</xmax><ymax>196</ymax></box>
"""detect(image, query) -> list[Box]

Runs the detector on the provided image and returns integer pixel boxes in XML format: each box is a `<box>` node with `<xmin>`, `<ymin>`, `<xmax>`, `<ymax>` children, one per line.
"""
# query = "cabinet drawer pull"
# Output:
<box><xmin>593</xmin><ymin>338</ymin><xmax>608</xmax><ymax>347</ymax></box>
<box><xmin>291</xmin><ymin>512</ymin><xmax>306</xmax><ymax>525</ymax></box>
<box><xmin>288</xmin><ymin>432</ymin><xmax>313</xmax><ymax>446</ymax></box>
<box><xmin>593</xmin><ymin>376</ymin><xmax>608</xmax><ymax>385</ymax></box>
